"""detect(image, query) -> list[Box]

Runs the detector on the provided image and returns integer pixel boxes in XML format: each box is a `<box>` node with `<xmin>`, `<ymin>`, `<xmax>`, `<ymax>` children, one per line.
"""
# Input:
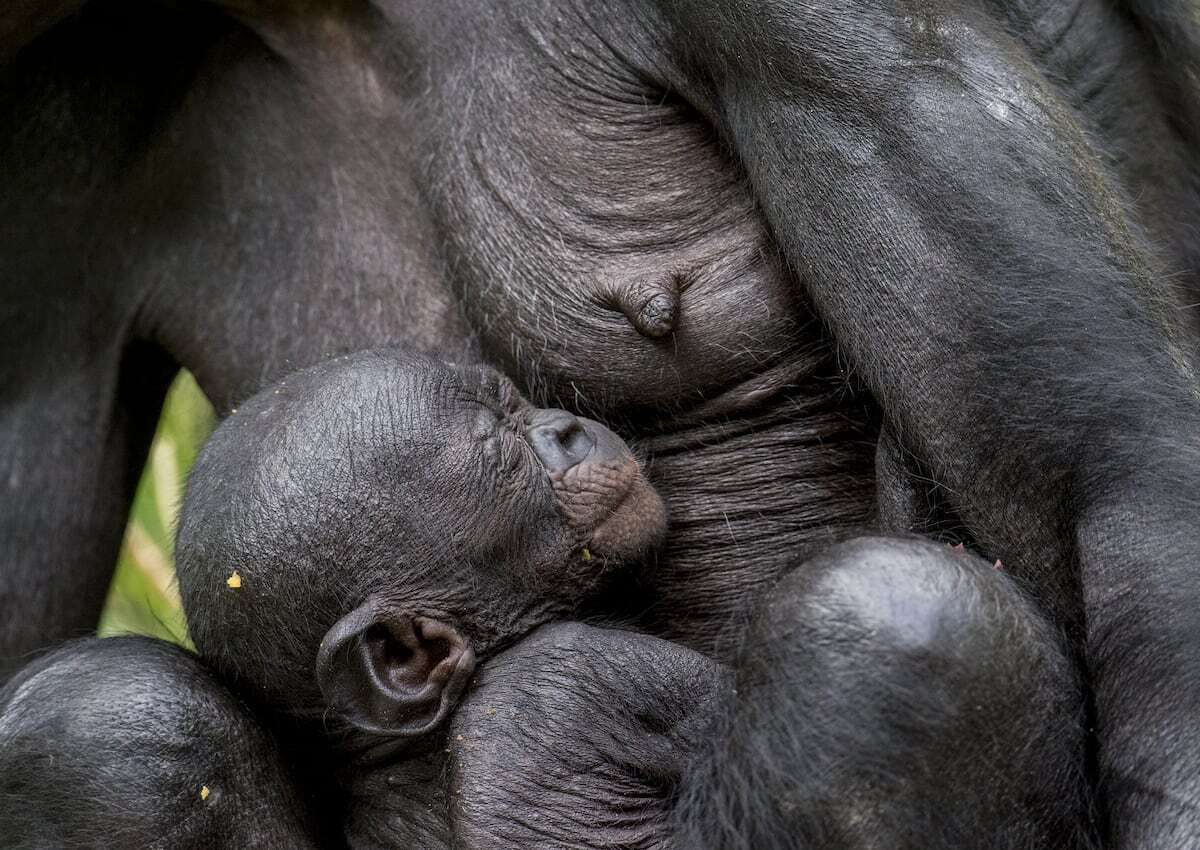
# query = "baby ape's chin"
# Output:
<box><xmin>549</xmin><ymin>450</ymin><xmax>667</xmax><ymax>562</ymax></box>
<box><xmin>586</xmin><ymin>474</ymin><xmax>667</xmax><ymax>560</ymax></box>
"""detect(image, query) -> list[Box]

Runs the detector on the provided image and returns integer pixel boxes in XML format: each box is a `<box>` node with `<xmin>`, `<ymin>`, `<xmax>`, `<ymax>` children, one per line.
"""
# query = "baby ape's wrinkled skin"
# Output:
<box><xmin>175</xmin><ymin>349</ymin><xmax>665</xmax><ymax>743</ymax></box>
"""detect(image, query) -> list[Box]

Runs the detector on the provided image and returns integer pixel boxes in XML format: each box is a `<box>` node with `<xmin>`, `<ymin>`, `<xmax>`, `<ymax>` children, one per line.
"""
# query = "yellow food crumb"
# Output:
<box><xmin>226</xmin><ymin>571</ymin><xmax>242</xmax><ymax>589</ymax></box>
<box><xmin>581</xmin><ymin>547</ymin><xmax>592</xmax><ymax>561</ymax></box>
<box><xmin>200</xmin><ymin>786</ymin><xmax>210</xmax><ymax>801</ymax></box>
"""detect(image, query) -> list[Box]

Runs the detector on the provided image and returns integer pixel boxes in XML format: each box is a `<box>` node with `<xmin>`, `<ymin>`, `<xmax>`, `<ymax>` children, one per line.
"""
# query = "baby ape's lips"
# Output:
<box><xmin>547</xmin><ymin>419</ymin><xmax>667</xmax><ymax>560</ymax></box>
<box><xmin>584</xmin><ymin>468</ymin><xmax>667</xmax><ymax>559</ymax></box>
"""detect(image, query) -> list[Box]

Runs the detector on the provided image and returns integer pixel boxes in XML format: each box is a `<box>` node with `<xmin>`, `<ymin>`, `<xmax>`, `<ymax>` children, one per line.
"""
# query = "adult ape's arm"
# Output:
<box><xmin>651</xmin><ymin>1</ymin><xmax>1200</xmax><ymax>845</ymax></box>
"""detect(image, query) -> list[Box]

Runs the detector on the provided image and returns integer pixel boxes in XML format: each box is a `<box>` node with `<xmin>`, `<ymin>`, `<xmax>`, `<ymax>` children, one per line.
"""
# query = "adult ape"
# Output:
<box><xmin>4</xmin><ymin>0</ymin><xmax>1200</xmax><ymax>845</ymax></box>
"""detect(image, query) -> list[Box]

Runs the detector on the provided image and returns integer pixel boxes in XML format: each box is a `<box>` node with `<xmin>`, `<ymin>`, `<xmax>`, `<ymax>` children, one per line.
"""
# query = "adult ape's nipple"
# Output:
<box><xmin>615</xmin><ymin>274</ymin><xmax>680</xmax><ymax>339</ymax></box>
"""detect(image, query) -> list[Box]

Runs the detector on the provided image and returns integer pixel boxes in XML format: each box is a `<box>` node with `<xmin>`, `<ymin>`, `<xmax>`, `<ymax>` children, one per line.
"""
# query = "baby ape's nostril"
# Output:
<box><xmin>526</xmin><ymin>409</ymin><xmax>596</xmax><ymax>473</ymax></box>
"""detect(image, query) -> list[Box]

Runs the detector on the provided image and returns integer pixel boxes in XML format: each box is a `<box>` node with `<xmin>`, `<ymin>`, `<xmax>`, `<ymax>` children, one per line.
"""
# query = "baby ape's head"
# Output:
<box><xmin>175</xmin><ymin>350</ymin><xmax>664</xmax><ymax>746</ymax></box>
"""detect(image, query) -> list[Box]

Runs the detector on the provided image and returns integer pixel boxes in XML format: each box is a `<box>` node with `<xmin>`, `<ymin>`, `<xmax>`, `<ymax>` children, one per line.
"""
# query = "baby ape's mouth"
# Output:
<box><xmin>526</xmin><ymin>409</ymin><xmax>667</xmax><ymax>559</ymax></box>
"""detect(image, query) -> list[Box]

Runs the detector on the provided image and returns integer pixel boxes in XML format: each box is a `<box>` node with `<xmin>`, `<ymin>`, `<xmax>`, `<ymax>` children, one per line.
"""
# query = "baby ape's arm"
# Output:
<box><xmin>0</xmin><ymin>638</ymin><xmax>323</xmax><ymax>850</ymax></box>
<box><xmin>650</xmin><ymin>2</ymin><xmax>1200</xmax><ymax>844</ymax></box>
<box><xmin>451</xmin><ymin>556</ymin><xmax>1089</xmax><ymax>850</ymax></box>
<box><xmin>448</xmin><ymin>623</ymin><xmax>731</xmax><ymax>850</ymax></box>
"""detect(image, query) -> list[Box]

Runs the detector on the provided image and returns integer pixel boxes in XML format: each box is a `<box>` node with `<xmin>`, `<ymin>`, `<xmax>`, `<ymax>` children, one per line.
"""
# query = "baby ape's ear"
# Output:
<box><xmin>316</xmin><ymin>599</ymin><xmax>476</xmax><ymax>739</ymax></box>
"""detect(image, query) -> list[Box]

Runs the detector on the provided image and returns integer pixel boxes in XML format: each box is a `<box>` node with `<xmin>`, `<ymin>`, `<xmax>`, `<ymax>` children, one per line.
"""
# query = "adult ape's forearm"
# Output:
<box><xmin>653</xmin><ymin>0</ymin><xmax>1200</xmax><ymax>844</ymax></box>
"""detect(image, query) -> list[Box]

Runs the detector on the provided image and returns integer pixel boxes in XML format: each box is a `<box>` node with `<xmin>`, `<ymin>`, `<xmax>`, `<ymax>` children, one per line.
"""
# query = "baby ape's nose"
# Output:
<box><xmin>526</xmin><ymin>409</ymin><xmax>596</xmax><ymax>472</ymax></box>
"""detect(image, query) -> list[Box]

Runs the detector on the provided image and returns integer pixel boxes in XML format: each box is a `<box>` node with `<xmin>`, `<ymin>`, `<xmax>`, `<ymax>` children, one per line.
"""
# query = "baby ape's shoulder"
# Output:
<box><xmin>0</xmin><ymin>637</ymin><xmax>322</xmax><ymax>850</ymax></box>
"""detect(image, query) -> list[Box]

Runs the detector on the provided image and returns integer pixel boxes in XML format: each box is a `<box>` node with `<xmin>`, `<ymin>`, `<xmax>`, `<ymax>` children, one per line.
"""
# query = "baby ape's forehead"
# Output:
<box><xmin>241</xmin><ymin>354</ymin><xmax>497</xmax><ymax>482</ymax></box>
<box><xmin>186</xmin><ymin>351</ymin><xmax>555</xmax><ymax>580</ymax></box>
<box><xmin>278</xmin><ymin>354</ymin><xmax>478</xmax><ymax>439</ymax></box>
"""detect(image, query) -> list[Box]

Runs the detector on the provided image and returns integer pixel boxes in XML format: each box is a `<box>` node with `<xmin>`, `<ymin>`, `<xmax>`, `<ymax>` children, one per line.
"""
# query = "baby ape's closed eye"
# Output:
<box><xmin>175</xmin><ymin>349</ymin><xmax>666</xmax><ymax>749</ymax></box>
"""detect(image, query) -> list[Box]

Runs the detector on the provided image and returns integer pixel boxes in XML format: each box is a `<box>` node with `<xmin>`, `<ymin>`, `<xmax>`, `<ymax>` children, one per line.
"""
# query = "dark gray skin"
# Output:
<box><xmin>4</xmin><ymin>0</ymin><xmax>1200</xmax><ymax>845</ymax></box>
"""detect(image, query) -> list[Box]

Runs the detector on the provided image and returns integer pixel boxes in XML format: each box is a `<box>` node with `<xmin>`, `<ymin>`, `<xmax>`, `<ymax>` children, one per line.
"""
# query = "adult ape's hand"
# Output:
<box><xmin>447</xmin><ymin>623</ymin><xmax>731</xmax><ymax>850</ymax></box>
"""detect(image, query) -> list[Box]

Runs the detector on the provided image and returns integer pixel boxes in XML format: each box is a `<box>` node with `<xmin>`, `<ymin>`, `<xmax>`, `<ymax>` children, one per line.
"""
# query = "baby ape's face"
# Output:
<box><xmin>176</xmin><ymin>350</ymin><xmax>665</xmax><ymax>743</ymax></box>
<box><xmin>407</xmin><ymin>362</ymin><xmax>666</xmax><ymax>581</ymax></box>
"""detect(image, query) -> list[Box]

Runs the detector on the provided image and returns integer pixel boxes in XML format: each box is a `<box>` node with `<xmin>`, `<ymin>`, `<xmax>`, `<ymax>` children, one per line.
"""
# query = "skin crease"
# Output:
<box><xmin>2</xmin><ymin>0</ymin><xmax>1200</xmax><ymax>847</ymax></box>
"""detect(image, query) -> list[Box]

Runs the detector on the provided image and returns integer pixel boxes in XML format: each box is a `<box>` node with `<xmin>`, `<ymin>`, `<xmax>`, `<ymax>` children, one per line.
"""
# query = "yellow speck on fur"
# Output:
<box><xmin>226</xmin><ymin>571</ymin><xmax>242</xmax><ymax>589</ymax></box>
<box><xmin>200</xmin><ymin>786</ymin><xmax>210</xmax><ymax>801</ymax></box>
<box><xmin>581</xmin><ymin>548</ymin><xmax>592</xmax><ymax>561</ymax></box>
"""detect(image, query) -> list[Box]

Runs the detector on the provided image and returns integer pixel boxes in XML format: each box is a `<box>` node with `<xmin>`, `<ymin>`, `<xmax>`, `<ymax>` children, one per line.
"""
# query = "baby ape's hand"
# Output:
<box><xmin>446</xmin><ymin>623</ymin><xmax>730</xmax><ymax>850</ymax></box>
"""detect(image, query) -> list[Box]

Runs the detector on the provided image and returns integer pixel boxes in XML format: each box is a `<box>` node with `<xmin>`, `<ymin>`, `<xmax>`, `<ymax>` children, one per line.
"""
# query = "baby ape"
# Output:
<box><xmin>174</xmin><ymin>349</ymin><xmax>665</xmax><ymax>740</ymax></box>
<box><xmin>0</xmin><ymin>353</ymin><xmax>1092</xmax><ymax>849</ymax></box>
